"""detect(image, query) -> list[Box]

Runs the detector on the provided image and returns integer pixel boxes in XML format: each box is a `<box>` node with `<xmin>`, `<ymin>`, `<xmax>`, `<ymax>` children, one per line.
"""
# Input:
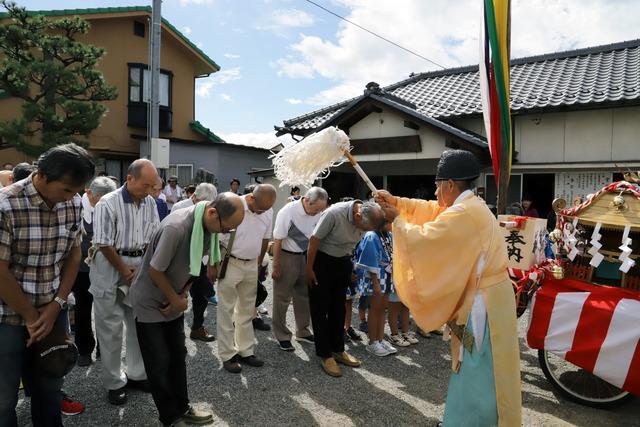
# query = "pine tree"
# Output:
<box><xmin>0</xmin><ymin>1</ymin><xmax>117</xmax><ymax>156</ymax></box>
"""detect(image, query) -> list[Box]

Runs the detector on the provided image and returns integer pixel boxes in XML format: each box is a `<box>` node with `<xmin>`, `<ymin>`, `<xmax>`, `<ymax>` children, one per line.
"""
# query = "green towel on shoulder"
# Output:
<box><xmin>190</xmin><ymin>201</ymin><xmax>221</xmax><ymax>276</ymax></box>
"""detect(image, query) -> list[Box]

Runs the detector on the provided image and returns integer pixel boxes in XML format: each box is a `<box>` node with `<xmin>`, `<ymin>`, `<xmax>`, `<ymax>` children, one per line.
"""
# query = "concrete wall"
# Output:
<box><xmin>139</xmin><ymin>139</ymin><xmax>272</xmax><ymax>192</ymax></box>
<box><xmin>515</xmin><ymin>106</ymin><xmax>640</xmax><ymax>164</ymax></box>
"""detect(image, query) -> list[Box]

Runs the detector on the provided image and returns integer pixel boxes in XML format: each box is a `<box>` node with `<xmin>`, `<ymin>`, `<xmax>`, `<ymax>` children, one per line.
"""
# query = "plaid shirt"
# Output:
<box><xmin>0</xmin><ymin>176</ymin><xmax>82</xmax><ymax>325</ymax></box>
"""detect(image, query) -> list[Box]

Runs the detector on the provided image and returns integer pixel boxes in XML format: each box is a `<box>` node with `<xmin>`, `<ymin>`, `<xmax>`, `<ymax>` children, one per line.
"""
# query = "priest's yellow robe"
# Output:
<box><xmin>393</xmin><ymin>193</ymin><xmax>522</xmax><ymax>427</ymax></box>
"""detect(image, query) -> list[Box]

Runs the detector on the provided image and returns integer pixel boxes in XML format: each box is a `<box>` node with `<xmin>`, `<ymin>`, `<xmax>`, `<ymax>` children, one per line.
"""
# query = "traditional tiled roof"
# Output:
<box><xmin>282</xmin><ymin>39</ymin><xmax>640</xmax><ymax>133</ymax></box>
<box><xmin>0</xmin><ymin>6</ymin><xmax>220</xmax><ymax>73</ymax></box>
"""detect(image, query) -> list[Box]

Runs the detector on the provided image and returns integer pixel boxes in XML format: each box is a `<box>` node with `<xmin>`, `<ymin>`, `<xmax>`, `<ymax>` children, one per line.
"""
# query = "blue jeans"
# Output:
<box><xmin>0</xmin><ymin>312</ymin><xmax>66</xmax><ymax>427</ymax></box>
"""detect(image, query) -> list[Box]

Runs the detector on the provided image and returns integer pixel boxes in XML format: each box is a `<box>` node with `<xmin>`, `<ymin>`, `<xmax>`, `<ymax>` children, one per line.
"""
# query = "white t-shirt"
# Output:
<box><xmin>220</xmin><ymin>195</ymin><xmax>272</xmax><ymax>260</ymax></box>
<box><xmin>273</xmin><ymin>199</ymin><xmax>320</xmax><ymax>253</ymax></box>
<box><xmin>162</xmin><ymin>184</ymin><xmax>183</xmax><ymax>208</ymax></box>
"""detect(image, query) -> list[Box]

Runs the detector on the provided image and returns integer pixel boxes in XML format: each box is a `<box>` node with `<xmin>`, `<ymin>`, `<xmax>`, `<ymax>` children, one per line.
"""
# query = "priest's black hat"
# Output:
<box><xmin>435</xmin><ymin>149</ymin><xmax>480</xmax><ymax>181</ymax></box>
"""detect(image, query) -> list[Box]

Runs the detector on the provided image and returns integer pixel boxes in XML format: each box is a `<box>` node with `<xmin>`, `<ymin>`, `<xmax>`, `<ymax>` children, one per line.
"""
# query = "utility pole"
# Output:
<box><xmin>149</xmin><ymin>0</ymin><xmax>161</xmax><ymax>143</ymax></box>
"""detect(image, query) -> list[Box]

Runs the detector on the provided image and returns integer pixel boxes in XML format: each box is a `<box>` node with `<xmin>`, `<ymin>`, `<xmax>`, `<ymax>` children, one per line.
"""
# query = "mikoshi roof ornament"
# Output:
<box><xmin>271</xmin><ymin>126</ymin><xmax>376</xmax><ymax>192</ymax></box>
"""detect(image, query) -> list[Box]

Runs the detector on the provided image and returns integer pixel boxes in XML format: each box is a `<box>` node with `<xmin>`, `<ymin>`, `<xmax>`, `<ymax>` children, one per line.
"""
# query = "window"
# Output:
<box><xmin>129</xmin><ymin>68</ymin><xmax>141</xmax><ymax>102</ymax></box>
<box><xmin>127</xmin><ymin>63</ymin><xmax>173</xmax><ymax>131</ymax></box>
<box><xmin>128</xmin><ymin>64</ymin><xmax>172</xmax><ymax>108</ymax></box>
<box><xmin>167</xmin><ymin>164</ymin><xmax>193</xmax><ymax>187</ymax></box>
<box><xmin>133</xmin><ymin>21</ymin><xmax>145</xmax><ymax>38</ymax></box>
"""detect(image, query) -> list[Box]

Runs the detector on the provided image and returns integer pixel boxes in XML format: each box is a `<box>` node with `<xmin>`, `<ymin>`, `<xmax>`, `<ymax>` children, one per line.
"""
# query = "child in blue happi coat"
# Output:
<box><xmin>355</xmin><ymin>221</ymin><xmax>397</xmax><ymax>357</ymax></box>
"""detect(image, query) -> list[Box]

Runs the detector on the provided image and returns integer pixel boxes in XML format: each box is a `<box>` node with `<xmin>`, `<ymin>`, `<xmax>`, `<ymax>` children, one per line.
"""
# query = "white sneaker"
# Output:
<box><xmin>403</xmin><ymin>331</ymin><xmax>419</xmax><ymax>345</ymax></box>
<box><xmin>366</xmin><ymin>341</ymin><xmax>391</xmax><ymax>357</ymax></box>
<box><xmin>258</xmin><ymin>304</ymin><xmax>268</xmax><ymax>315</ymax></box>
<box><xmin>388</xmin><ymin>334</ymin><xmax>411</xmax><ymax>347</ymax></box>
<box><xmin>380</xmin><ymin>339</ymin><xmax>398</xmax><ymax>354</ymax></box>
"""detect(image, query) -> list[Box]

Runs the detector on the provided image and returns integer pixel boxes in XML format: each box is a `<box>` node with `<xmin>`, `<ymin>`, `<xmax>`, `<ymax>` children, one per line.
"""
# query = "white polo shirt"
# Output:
<box><xmin>221</xmin><ymin>195</ymin><xmax>272</xmax><ymax>260</ymax></box>
<box><xmin>273</xmin><ymin>199</ymin><xmax>321</xmax><ymax>253</ymax></box>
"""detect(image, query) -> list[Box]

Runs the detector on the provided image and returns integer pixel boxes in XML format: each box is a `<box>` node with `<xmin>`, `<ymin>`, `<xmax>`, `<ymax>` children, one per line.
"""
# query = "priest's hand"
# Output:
<box><xmin>382</xmin><ymin>204</ymin><xmax>399</xmax><ymax>222</ymax></box>
<box><xmin>374</xmin><ymin>190</ymin><xmax>397</xmax><ymax>207</ymax></box>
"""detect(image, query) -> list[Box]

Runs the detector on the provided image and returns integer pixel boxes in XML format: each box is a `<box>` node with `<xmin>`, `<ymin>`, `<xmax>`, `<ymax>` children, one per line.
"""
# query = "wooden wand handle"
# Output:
<box><xmin>343</xmin><ymin>150</ymin><xmax>377</xmax><ymax>194</ymax></box>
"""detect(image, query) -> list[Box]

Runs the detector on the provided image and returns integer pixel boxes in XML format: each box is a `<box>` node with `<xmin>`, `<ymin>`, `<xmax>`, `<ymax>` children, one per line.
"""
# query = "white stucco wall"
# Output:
<box><xmin>347</xmin><ymin>109</ymin><xmax>447</xmax><ymax>162</ymax></box>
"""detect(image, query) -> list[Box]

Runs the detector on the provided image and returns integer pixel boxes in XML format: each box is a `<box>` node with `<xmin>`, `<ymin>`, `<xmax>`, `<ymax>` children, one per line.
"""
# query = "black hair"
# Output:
<box><xmin>37</xmin><ymin>143</ymin><xmax>95</xmax><ymax>185</ymax></box>
<box><xmin>12</xmin><ymin>163</ymin><xmax>35</xmax><ymax>181</ymax></box>
<box><xmin>290</xmin><ymin>186</ymin><xmax>300</xmax><ymax>195</ymax></box>
<box><xmin>209</xmin><ymin>193</ymin><xmax>238</xmax><ymax>220</ymax></box>
<box><xmin>230</xmin><ymin>178</ymin><xmax>241</xmax><ymax>186</ymax></box>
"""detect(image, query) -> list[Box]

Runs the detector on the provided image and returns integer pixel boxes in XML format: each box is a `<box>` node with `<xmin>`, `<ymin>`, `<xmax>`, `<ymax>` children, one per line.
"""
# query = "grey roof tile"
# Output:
<box><xmin>283</xmin><ymin>39</ymin><xmax>640</xmax><ymax>132</ymax></box>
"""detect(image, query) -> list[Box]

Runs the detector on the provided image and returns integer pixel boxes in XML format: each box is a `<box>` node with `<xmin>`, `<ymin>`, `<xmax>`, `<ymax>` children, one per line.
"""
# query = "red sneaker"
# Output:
<box><xmin>61</xmin><ymin>395</ymin><xmax>85</xmax><ymax>416</ymax></box>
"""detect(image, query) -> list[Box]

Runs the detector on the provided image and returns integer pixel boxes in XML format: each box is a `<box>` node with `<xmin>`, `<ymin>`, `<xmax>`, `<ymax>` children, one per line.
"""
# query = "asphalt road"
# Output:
<box><xmin>16</xmin><ymin>274</ymin><xmax>640</xmax><ymax>427</ymax></box>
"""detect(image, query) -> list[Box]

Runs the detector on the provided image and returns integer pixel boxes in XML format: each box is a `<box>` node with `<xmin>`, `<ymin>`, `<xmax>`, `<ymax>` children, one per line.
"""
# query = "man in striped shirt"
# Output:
<box><xmin>0</xmin><ymin>143</ymin><xmax>95</xmax><ymax>426</ymax></box>
<box><xmin>90</xmin><ymin>159</ymin><xmax>160</xmax><ymax>406</ymax></box>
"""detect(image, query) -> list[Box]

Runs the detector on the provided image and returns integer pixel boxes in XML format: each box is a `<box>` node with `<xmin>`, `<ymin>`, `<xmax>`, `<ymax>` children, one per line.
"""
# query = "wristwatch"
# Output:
<box><xmin>54</xmin><ymin>296</ymin><xmax>68</xmax><ymax>310</ymax></box>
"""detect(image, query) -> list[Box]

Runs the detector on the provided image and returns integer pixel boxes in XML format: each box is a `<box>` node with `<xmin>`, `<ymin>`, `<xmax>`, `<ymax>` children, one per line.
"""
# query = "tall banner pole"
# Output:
<box><xmin>480</xmin><ymin>0</ymin><xmax>512</xmax><ymax>214</ymax></box>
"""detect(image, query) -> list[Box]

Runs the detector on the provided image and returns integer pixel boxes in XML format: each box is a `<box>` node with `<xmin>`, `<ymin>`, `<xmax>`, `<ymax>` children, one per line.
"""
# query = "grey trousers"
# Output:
<box><xmin>272</xmin><ymin>251</ymin><xmax>313</xmax><ymax>342</ymax></box>
<box><xmin>89</xmin><ymin>253</ymin><xmax>147</xmax><ymax>390</ymax></box>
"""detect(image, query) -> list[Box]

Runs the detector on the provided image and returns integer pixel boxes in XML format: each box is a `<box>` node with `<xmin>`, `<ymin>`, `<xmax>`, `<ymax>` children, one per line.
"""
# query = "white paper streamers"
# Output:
<box><xmin>565</xmin><ymin>218</ymin><xmax>580</xmax><ymax>261</ymax></box>
<box><xmin>618</xmin><ymin>224</ymin><xmax>636</xmax><ymax>273</ymax></box>
<box><xmin>589</xmin><ymin>222</ymin><xmax>604</xmax><ymax>268</ymax></box>
<box><xmin>271</xmin><ymin>127</ymin><xmax>351</xmax><ymax>187</ymax></box>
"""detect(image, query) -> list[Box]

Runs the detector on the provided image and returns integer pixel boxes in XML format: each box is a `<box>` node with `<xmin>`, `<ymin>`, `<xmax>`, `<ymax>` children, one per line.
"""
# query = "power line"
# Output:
<box><xmin>303</xmin><ymin>0</ymin><xmax>446</xmax><ymax>69</ymax></box>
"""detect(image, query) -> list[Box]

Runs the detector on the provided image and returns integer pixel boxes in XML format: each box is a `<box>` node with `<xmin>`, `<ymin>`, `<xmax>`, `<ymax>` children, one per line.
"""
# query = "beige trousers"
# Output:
<box><xmin>272</xmin><ymin>251</ymin><xmax>312</xmax><ymax>342</ymax></box>
<box><xmin>216</xmin><ymin>257</ymin><xmax>258</xmax><ymax>361</ymax></box>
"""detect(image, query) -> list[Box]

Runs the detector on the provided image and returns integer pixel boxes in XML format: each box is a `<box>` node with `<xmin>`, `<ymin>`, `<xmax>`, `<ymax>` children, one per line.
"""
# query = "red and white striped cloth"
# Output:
<box><xmin>527</xmin><ymin>277</ymin><xmax>640</xmax><ymax>396</ymax></box>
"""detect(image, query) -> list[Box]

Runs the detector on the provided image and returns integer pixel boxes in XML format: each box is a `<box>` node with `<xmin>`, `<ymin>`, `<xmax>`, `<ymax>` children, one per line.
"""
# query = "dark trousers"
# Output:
<box><xmin>136</xmin><ymin>316</ymin><xmax>189</xmax><ymax>427</ymax></box>
<box><xmin>189</xmin><ymin>264</ymin><xmax>214</xmax><ymax>330</ymax></box>
<box><xmin>0</xmin><ymin>312</ymin><xmax>66</xmax><ymax>427</ymax></box>
<box><xmin>309</xmin><ymin>251</ymin><xmax>351</xmax><ymax>358</ymax></box>
<box><xmin>72</xmin><ymin>271</ymin><xmax>96</xmax><ymax>356</ymax></box>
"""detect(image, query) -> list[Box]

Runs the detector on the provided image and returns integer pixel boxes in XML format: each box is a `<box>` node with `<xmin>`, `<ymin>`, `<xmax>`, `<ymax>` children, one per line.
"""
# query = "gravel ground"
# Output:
<box><xmin>16</xmin><ymin>272</ymin><xmax>640</xmax><ymax>427</ymax></box>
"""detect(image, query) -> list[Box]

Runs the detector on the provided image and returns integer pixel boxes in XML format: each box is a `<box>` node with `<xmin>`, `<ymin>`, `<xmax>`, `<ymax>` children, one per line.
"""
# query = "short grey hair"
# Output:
<box><xmin>194</xmin><ymin>183</ymin><xmax>217</xmax><ymax>201</ymax></box>
<box><xmin>305</xmin><ymin>187</ymin><xmax>328</xmax><ymax>204</ymax></box>
<box><xmin>360</xmin><ymin>201</ymin><xmax>384</xmax><ymax>227</ymax></box>
<box><xmin>89</xmin><ymin>176</ymin><xmax>117</xmax><ymax>198</ymax></box>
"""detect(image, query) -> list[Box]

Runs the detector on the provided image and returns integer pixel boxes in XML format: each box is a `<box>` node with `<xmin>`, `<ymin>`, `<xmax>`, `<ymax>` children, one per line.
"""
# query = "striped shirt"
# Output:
<box><xmin>93</xmin><ymin>185</ymin><xmax>159</xmax><ymax>251</ymax></box>
<box><xmin>0</xmin><ymin>176</ymin><xmax>82</xmax><ymax>325</ymax></box>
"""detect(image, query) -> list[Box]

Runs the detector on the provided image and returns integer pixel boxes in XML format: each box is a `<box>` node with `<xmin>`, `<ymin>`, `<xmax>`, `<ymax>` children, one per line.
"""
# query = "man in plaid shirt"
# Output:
<box><xmin>0</xmin><ymin>143</ymin><xmax>95</xmax><ymax>426</ymax></box>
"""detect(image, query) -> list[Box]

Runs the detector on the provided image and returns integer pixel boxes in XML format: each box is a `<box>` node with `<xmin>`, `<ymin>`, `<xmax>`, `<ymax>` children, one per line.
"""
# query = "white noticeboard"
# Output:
<box><xmin>554</xmin><ymin>172</ymin><xmax>612</xmax><ymax>204</ymax></box>
<box><xmin>150</xmin><ymin>138</ymin><xmax>170</xmax><ymax>169</ymax></box>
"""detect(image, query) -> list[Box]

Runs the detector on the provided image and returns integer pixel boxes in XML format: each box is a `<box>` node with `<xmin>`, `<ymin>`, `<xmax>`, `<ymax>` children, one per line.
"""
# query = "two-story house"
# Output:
<box><xmin>0</xmin><ymin>6</ymin><xmax>270</xmax><ymax>187</ymax></box>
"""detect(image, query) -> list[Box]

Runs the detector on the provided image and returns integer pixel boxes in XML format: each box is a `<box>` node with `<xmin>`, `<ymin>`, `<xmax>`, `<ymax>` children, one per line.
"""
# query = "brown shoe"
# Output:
<box><xmin>223</xmin><ymin>356</ymin><xmax>242</xmax><ymax>374</ymax></box>
<box><xmin>321</xmin><ymin>357</ymin><xmax>342</xmax><ymax>377</ymax></box>
<box><xmin>190</xmin><ymin>326</ymin><xmax>215</xmax><ymax>342</ymax></box>
<box><xmin>332</xmin><ymin>351</ymin><xmax>361</xmax><ymax>367</ymax></box>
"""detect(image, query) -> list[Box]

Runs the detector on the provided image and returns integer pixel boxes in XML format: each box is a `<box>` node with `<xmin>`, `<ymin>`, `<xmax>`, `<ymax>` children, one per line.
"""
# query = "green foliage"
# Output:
<box><xmin>0</xmin><ymin>1</ymin><xmax>117</xmax><ymax>156</ymax></box>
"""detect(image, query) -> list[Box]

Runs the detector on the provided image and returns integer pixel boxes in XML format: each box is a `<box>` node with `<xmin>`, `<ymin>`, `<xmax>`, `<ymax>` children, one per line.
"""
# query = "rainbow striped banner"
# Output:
<box><xmin>479</xmin><ymin>0</ymin><xmax>512</xmax><ymax>187</ymax></box>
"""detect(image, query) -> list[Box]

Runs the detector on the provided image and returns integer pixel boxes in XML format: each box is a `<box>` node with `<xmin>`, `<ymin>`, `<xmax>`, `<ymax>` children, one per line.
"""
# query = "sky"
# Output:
<box><xmin>12</xmin><ymin>0</ymin><xmax>640</xmax><ymax>149</ymax></box>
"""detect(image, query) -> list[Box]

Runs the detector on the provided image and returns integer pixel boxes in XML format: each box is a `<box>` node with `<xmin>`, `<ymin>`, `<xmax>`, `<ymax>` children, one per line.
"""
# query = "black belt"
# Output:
<box><xmin>230</xmin><ymin>254</ymin><xmax>253</xmax><ymax>262</ymax></box>
<box><xmin>117</xmin><ymin>249</ymin><xmax>144</xmax><ymax>257</ymax></box>
<box><xmin>282</xmin><ymin>249</ymin><xmax>307</xmax><ymax>255</ymax></box>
